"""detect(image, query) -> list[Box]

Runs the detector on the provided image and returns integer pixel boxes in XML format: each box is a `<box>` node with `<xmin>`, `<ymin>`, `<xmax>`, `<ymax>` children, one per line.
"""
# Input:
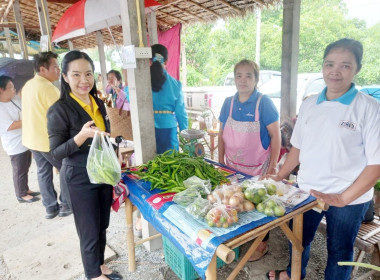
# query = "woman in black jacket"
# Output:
<box><xmin>47</xmin><ymin>51</ymin><xmax>122</xmax><ymax>280</ymax></box>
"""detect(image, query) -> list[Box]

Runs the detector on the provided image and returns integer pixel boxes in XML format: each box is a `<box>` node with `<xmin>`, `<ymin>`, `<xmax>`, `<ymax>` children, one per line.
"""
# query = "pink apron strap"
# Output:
<box><xmin>255</xmin><ymin>93</ymin><xmax>263</xmax><ymax>121</ymax></box>
<box><xmin>229</xmin><ymin>97</ymin><xmax>234</xmax><ymax>117</ymax></box>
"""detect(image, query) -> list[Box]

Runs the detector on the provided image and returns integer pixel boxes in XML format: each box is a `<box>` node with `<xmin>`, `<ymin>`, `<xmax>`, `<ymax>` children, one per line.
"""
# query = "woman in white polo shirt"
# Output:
<box><xmin>0</xmin><ymin>75</ymin><xmax>40</xmax><ymax>203</ymax></box>
<box><xmin>266</xmin><ymin>38</ymin><xmax>380</xmax><ymax>280</ymax></box>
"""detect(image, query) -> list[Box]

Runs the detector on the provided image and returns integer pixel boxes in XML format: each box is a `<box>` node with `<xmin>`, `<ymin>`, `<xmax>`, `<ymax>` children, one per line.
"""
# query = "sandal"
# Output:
<box><xmin>248</xmin><ymin>246</ymin><xmax>268</xmax><ymax>262</ymax></box>
<box><xmin>265</xmin><ymin>270</ymin><xmax>287</xmax><ymax>280</ymax></box>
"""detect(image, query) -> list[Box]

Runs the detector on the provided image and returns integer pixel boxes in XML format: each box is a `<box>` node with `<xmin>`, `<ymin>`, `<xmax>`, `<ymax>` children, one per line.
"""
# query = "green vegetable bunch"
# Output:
<box><xmin>375</xmin><ymin>180</ymin><xmax>380</xmax><ymax>192</ymax></box>
<box><xmin>131</xmin><ymin>150</ymin><xmax>229</xmax><ymax>193</ymax></box>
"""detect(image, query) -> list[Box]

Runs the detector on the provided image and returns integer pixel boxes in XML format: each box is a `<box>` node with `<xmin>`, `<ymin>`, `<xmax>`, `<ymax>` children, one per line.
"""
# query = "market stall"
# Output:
<box><xmin>121</xmin><ymin>155</ymin><xmax>320</xmax><ymax>279</ymax></box>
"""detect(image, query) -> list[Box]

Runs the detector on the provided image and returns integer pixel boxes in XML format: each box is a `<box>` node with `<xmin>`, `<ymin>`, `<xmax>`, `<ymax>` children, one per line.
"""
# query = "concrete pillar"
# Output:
<box><xmin>35</xmin><ymin>0</ymin><xmax>54</xmax><ymax>52</ymax></box>
<box><xmin>280</xmin><ymin>0</ymin><xmax>300</xmax><ymax>121</ymax></box>
<box><xmin>96</xmin><ymin>31</ymin><xmax>107</xmax><ymax>93</ymax></box>
<box><xmin>4</xmin><ymin>21</ymin><xmax>14</xmax><ymax>58</ymax></box>
<box><xmin>68</xmin><ymin>40</ymin><xmax>74</xmax><ymax>50</ymax></box>
<box><xmin>255</xmin><ymin>8</ymin><xmax>261</xmax><ymax>66</ymax></box>
<box><xmin>12</xmin><ymin>0</ymin><xmax>28</xmax><ymax>59</ymax></box>
<box><xmin>147</xmin><ymin>11</ymin><xmax>158</xmax><ymax>45</ymax></box>
<box><xmin>120</xmin><ymin>0</ymin><xmax>161</xmax><ymax>252</ymax></box>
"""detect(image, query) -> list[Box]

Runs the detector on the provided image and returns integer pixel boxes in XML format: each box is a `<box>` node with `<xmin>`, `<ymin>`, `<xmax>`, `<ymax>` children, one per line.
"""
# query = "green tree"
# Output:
<box><xmin>183</xmin><ymin>0</ymin><xmax>379</xmax><ymax>86</ymax></box>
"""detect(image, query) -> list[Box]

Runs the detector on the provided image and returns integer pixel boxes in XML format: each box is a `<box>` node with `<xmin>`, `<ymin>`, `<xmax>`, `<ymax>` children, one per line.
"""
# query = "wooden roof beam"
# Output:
<box><xmin>252</xmin><ymin>0</ymin><xmax>266</xmax><ymax>6</ymax></box>
<box><xmin>46</xmin><ymin>0</ymin><xmax>79</xmax><ymax>3</ymax></box>
<box><xmin>217</xmin><ymin>0</ymin><xmax>243</xmax><ymax>14</ymax></box>
<box><xmin>157</xmin><ymin>0</ymin><xmax>182</xmax><ymax>9</ymax></box>
<box><xmin>186</xmin><ymin>0</ymin><xmax>221</xmax><ymax>19</ymax></box>
<box><xmin>156</xmin><ymin>18</ymin><xmax>173</xmax><ymax>28</ymax></box>
<box><xmin>49</xmin><ymin>4</ymin><xmax>71</xmax><ymax>17</ymax></box>
<box><xmin>0</xmin><ymin>23</ymin><xmax>45</xmax><ymax>29</ymax></box>
<box><xmin>0</xmin><ymin>0</ymin><xmax>15</xmax><ymax>24</ymax></box>
<box><xmin>172</xmin><ymin>4</ymin><xmax>204</xmax><ymax>21</ymax></box>
<box><xmin>157</xmin><ymin>9</ymin><xmax>187</xmax><ymax>24</ymax></box>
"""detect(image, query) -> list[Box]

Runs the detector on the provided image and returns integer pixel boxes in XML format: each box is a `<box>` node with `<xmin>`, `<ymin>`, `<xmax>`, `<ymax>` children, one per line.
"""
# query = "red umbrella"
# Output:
<box><xmin>52</xmin><ymin>0</ymin><xmax>161</xmax><ymax>43</ymax></box>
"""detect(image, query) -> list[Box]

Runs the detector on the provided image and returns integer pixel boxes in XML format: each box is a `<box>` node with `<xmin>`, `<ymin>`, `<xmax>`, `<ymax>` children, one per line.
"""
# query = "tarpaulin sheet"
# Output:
<box><xmin>122</xmin><ymin>161</ymin><xmax>315</xmax><ymax>279</ymax></box>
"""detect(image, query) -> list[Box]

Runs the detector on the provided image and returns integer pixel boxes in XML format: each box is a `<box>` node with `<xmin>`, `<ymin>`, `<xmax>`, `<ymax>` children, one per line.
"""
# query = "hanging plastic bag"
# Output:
<box><xmin>86</xmin><ymin>131</ymin><xmax>121</xmax><ymax>186</ymax></box>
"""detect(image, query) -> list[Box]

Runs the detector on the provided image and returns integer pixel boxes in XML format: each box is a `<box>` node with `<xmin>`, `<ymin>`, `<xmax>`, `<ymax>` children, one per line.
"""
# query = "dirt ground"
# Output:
<box><xmin>0</xmin><ymin>140</ymin><xmax>378</xmax><ymax>280</ymax></box>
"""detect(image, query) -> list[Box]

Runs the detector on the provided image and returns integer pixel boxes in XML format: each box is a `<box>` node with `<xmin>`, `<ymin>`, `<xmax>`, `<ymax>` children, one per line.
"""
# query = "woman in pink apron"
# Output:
<box><xmin>218</xmin><ymin>59</ymin><xmax>281</xmax><ymax>261</ymax></box>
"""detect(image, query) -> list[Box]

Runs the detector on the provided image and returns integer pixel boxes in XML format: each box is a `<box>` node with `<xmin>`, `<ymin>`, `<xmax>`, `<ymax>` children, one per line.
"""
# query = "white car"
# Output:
<box><xmin>224</xmin><ymin>70</ymin><xmax>281</xmax><ymax>87</ymax></box>
<box><xmin>259</xmin><ymin>73</ymin><xmax>326</xmax><ymax>113</ymax></box>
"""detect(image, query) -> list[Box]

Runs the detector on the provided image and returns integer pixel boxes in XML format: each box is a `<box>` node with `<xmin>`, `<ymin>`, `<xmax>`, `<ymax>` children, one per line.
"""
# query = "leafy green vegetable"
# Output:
<box><xmin>130</xmin><ymin>150</ymin><xmax>229</xmax><ymax>193</ymax></box>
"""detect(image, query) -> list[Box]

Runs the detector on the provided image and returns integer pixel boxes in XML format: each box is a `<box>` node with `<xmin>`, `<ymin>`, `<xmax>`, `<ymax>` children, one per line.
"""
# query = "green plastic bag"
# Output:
<box><xmin>86</xmin><ymin>131</ymin><xmax>121</xmax><ymax>186</ymax></box>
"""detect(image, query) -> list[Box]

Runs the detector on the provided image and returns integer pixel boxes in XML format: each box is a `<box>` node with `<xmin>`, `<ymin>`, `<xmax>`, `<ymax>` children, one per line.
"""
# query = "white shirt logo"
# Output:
<box><xmin>339</xmin><ymin>120</ymin><xmax>356</xmax><ymax>130</ymax></box>
<box><xmin>246</xmin><ymin>113</ymin><xmax>254</xmax><ymax>117</ymax></box>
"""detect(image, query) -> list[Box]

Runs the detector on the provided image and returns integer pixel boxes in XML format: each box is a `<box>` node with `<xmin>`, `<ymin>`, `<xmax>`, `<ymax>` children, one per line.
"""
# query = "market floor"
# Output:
<box><xmin>0</xmin><ymin>142</ymin><xmax>377</xmax><ymax>280</ymax></box>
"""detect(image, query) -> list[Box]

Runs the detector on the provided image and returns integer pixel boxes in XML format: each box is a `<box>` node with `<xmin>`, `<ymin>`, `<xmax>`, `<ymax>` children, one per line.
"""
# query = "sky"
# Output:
<box><xmin>344</xmin><ymin>0</ymin><xmax>380</xmax><ymax>26</ymax></box>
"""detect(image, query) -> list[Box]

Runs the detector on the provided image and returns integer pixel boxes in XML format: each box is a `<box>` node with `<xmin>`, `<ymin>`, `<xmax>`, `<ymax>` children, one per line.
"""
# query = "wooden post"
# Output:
<box><xmin>68</xmin><ymin>40</ymin><xmax>74</xmax><ymax>51</ymax></box>
<box><xmin>227</xmin><ymin>232</ymin><xmax>268</xmax><ymax>280</ymax></box>
<box><xmin>147</xmin><ymin>11</ymin><xmax>158</xmax><ymax>45</ymax></box>
<box><xmin>255</xmin><ymin>8</ymin><xmax>261</xmax><ymax>66</ymax></box>
<box><xmin>4</xmin><ymin>22</ymin><xmax>14</xmax><ymax>58</ymax></box>
<box><xmin>280</xmin><ymin>0</ymin><xmax>301</xmax><ymax>121</ymax></box>
<box><xmin>35</xmin><ymin>0</ymin><xmax>54</xmax><ymax>52</ymax></box>
<box><xmin>291</xmin><ymin>214</ymin><xmax>303</xmax><ymax>280</ymax></box>
<box><xmin>12</xmin><ymin>0</ymin><xmax>28</xmax><ymax>59</ymax></box>
<box><xmin>120</xmin><ymin>0</ymin><xmax>161</xmax><ymax>252</ymax></box>
<box><xmin>205</xmin><ymin>254</ymin><xmax>217</xmax><ymax>280</ymax></box>
<box><xmin>125</xmin><ymin>198</ymin><xmax>136</xmax><ymax>272</ymax></box>
<box><xmin>96</xmin><ymin>31</ymin><xmax>108</xmax><ymax>93</ymax></box>
<box><xmin>120</xmin><ymin>0</ymin><xmax>156</xmax><ymax>165</ymax></box>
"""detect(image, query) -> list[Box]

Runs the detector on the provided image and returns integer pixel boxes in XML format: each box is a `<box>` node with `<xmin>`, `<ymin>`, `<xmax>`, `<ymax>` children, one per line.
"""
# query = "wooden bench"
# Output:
<box><xmin>318</xmin><ymin>215</ymin><xmax>380</xmax><ymax>279</ymax></box>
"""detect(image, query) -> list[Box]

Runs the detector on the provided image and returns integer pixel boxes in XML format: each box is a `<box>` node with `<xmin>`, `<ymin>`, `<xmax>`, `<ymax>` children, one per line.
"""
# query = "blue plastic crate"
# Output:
<box><xmin>162</xmin><ymin>236</ymin><xmax>240</xmax><ymax>280</ymax></box>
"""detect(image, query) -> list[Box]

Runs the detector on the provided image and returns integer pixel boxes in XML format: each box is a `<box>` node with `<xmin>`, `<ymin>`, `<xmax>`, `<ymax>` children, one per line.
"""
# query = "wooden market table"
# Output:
<box><xmin>123</xmin><ymin>193</ymin><xmax>320</xmax><ymax>280</ymax></box>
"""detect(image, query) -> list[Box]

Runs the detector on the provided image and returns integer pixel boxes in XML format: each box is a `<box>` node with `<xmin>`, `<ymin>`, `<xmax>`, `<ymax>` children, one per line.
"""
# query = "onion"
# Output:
<box><xmin>243</xmin><ymin>200</ymin><xmax>255</xmax><ymax>212</ymax></box>
<box><xmin>234</xmin><ymin>192</ymin><xmax>245</xmax><ymax>199</ymax></box>
<box><xmin>233</xmin><ymin>186</ymin><xmax>243</xmax><ymax>193</ymax></box>
<box><xmin>222</xmin><ymin>198</ymin><xmax>230</xmax><ymax>205</ymax></box>
<box><xmin>229</xmin><ymin>196</ymin><xmax>241</xmax><ymax>207</ymax></box>
<box><xmin>224</xmin><ymin>189</ymin><xmax>234</xmax><ymax>198</ymax></box>
<box><xmin>208</xmin><ymin>194</ymin><xmax>216</xmax><ymax>204</ymax></box>
<box><xmin>215</xmin><ymin>190</ymin><xmax>224</xmax><ymax>200</ymax></box>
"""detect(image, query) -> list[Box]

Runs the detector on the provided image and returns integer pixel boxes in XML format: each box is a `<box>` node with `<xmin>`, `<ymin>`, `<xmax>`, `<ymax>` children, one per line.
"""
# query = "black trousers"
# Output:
<box><xmin>10</xmin><ymin>150</ymin><xmax>32</xmax><ymax>198</ymax></box>
<box><xmin>63</xmin><ymin>165</ymin><xmax>113</xmax><ymax>278</ymax></box>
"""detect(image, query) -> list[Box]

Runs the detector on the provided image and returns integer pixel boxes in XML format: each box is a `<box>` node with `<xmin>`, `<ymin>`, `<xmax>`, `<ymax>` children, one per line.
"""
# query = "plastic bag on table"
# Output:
<box><xmin>240</xmin><ymin>178</ymin><xmax>260</xmax><ymax>191</ymax></box>
<box><xmin>86</xmin><ymin>131</ymin><xmax>121</xmax><ymax>186</ymax></box>
<box><xmin>183</xmin><ymin>175</ymin><xmax>212</xmax><ymax>194</ymax></box>
<box><xmin>279</xmin><ymin>187</ymin><xmax>310</xmax><ymax>208</ymax></box>
<box><xmin>186</xmin><ymin>197</ymin><xmax>212</xmax><ymax>220</ymax></box>
<box><xmin>260</xmin><ymin>178</ymin><xmax>292</xmax><ymax>196</ymax></box>
<box><xmin>241</xmin><ymin>180</ymin><xmax>268</xmax><ymax>205</ymax></box>
<box><xmin>205</xmin><ymin>202</ymin><xmax>239</xmax><ymax>228</ymax></box>
<box><xmin>173</xmin><ymin>188</ymin><xmax>202</xmax><ymax>206</ymax></box>
<box><xmin>209</xmin><ymin>184</ymin><xmax>248</xmax><ymax>212</ymax></box>
<box><xmin>256</xmin><ymin>196</ymin><xmax>286</xmax><ymax>217</ymax></box>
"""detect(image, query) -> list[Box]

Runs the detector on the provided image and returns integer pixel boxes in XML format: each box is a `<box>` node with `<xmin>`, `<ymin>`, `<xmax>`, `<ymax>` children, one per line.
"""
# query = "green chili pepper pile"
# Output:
<box><xmin>131</xmin><ymin>150</ymin><xmax>229</xmax><ymax>193</ymax></box>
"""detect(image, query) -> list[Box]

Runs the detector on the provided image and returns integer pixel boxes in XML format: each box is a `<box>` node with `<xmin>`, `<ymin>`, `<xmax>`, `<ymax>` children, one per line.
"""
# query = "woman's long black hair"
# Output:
<box><xmin>151</xmin><ymin>44</ymin><xmax>168</xmax><ymax>92</ymax></box>
<box><xmin>59</xmin><ymin>50</ymin><xmax>97</xmax><ymax>100</ymax></box>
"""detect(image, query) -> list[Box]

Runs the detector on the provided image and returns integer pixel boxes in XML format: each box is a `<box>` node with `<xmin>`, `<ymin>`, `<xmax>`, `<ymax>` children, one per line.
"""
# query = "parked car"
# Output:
<box><xmin>259</xmin><ymin>73</ymin><xmax>326</xmax><ymax>113</ymax></box>
<box><xmin>360</xmin><ymin>85</ymin><xmax>380</xmax><ymax>102</ymax></box>
<box><xmin>224</xmin><ymin>70</ymin><xmax>281</xmax><ymax>87</ymax></box>
<box><xmin>184</xmin><ymin>70</ymin><xmax>282</xmax><ymax>119</ymax></box>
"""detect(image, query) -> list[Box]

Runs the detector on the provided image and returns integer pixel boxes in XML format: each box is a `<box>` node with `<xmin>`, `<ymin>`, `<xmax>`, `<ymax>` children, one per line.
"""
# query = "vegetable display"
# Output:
<box><xmin>131</xmin><ymin>150</ymin><xmax>229</xmax><ymax>193</ymax></box>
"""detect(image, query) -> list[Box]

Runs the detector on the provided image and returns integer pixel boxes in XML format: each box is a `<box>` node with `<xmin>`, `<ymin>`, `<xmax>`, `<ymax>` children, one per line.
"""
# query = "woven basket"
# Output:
<box><xmin>106</xmin><ymin>106</ymin><xmax>133</xmax><ymax>140</ymax></box>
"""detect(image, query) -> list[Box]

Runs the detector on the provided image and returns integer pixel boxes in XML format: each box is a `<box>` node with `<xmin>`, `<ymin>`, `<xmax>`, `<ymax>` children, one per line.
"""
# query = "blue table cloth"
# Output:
<box><xmin>122</xmin><ymin>161</ymin><xmax>315</xmax><ymax>279</ymax></box>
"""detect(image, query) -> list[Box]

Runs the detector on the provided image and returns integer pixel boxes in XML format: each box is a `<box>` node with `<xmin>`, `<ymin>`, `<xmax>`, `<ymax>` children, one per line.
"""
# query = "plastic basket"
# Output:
<box><xmin>162</xmin><ymin>236</ymin><xmax>240</xmax><ymax>280</ymax></box>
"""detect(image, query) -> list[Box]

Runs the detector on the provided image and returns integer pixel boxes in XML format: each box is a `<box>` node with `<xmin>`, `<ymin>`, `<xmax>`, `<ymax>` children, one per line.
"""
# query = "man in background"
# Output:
<box><xmin>22</xmin><ymin>51</ymin><xmax>71</xmax><ymax>219</ymax></box>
